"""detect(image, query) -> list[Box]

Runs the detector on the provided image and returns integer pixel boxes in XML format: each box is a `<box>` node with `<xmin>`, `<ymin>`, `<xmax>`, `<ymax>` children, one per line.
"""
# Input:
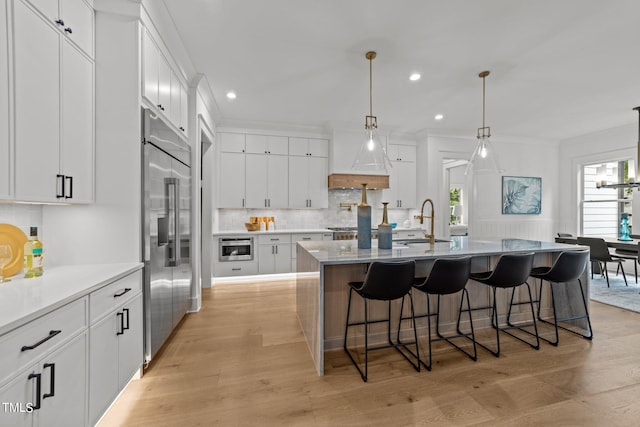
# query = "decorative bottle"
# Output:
<box><xmin>24</xmin><ymin>226</ymin><xmax>43</xmax><ymax>278</ymax></box>
<box><xmin>357</xmin><ymin>183</ymin><xmax>372</xmax><ymax>249</ymax></box>
<box><xmin>619</xmin><ymin>213</ymin><xmax>632</xmax><ymax>241</ymax></box>
<box><xmin>378</xmin><ymin>202</ymin><xmax>393</xmax><ymax>249</ymax></box>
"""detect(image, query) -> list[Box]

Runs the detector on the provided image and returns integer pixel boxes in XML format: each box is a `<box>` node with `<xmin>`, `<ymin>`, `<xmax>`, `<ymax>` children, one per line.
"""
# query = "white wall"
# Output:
<box><xmin>421</xmin><ymin>134</ymin><xmax>559</xmax><ymax>241</ymax></box>
<box><xmin>558</xmin><ymin>123</ymin><xmax>636</xmax><ymax>235</ymax></box>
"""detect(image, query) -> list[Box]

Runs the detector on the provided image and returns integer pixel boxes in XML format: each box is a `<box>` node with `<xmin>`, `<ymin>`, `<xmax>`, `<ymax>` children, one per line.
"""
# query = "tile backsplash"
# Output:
<box><xmin>0</xmin><ymin>203</ymin><xmax>43</xmax><ymax>236</ymax></box>
<box><xmin>216</xmin><ymin>189</ymin><xmax>419</xmax><ymax>231</ymax></box>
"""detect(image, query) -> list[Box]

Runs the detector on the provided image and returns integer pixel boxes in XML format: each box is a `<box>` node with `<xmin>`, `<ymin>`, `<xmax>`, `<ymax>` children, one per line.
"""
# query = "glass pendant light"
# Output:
<box><xmin>465</xmin><ymin>70</ymin><xmax>502</xmax><ymax>175</ymax></box>
<box><xmin>352</xmin><ymin>51</ymin><xmax>393</xmax><ymax>171</ymax></box>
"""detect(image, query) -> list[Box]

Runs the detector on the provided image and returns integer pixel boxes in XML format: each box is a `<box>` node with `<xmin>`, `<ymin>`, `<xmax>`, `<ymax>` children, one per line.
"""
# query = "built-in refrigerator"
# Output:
<box><xmin>141</xmin><ymin>108</ymin><xmax>191</xmax><ymax>364</ymax></box>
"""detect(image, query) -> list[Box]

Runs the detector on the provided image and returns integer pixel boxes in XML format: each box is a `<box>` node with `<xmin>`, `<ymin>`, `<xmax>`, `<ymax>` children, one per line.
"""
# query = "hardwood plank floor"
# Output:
<box><xmin>99</xmin><ymin>277</ymin><xmax>640</xmax><ymax>426</ymax></box>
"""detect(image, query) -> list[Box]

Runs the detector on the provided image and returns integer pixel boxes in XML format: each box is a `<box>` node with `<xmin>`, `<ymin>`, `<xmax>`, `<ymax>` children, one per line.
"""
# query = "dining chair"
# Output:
<box><xmin>576</xmin><ymin>237</ymin><xmax>628</xmax><ymax>287</ymax></box>
<box><xmin>613</xmin><ymin>242</ymin><xmax>639</xmax><ymax>284</ymax></box>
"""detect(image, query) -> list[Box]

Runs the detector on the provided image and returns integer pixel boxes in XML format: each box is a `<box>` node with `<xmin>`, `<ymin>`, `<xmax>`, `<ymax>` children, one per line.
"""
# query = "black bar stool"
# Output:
<box><xmin>343</xmin><ymin>260</ymin><xmax>420</xmax><ymax>382</ymax></box>
<box><xmin>464</xmin><ymin>252</ymin><xmax>539</xmax><ymax>357</ymax></box>
<box><xmin>402</xmin><ymin>256</ymin><xmax>476</xmax><ymax>371</ymax></box>
<box><xmin>530</xmin><ymin>249</ymin><xmax>593</xmax><ymax>345</ymax></box>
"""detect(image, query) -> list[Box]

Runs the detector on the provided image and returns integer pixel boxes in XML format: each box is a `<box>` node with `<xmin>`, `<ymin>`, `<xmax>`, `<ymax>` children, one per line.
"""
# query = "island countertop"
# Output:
<box><xmin>297</xmin><ymin>236</ymin><xmax>583</xmax><ymax>265</ymax></box>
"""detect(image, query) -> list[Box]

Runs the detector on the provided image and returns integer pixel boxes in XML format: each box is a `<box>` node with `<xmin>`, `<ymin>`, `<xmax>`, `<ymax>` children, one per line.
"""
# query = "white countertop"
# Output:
<box><xmin>0</xmin><ymin>263</ymin><xmax>143</xmax><ymax>335</ymax></box>
<box><xmin>213</xmin><ymin>228</ymin><xmax>333</xmax><ymax>236</ymax></box>
<box><xmin>298</xmin><ymin>237</ymin><xmax>583</xmax><ymax>265</ymax></box>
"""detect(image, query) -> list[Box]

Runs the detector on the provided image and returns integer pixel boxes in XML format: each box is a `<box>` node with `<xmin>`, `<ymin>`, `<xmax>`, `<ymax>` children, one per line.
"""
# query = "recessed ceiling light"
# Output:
<box><xmin>226</xmin><ymin>91</ymin><xmax>237</xmax><ymax>100</ymax></box>
<box><xmin>409</xmin><ymin>73</ymin><xmax>421</xmax><ymax>81</ymax></box>
<box><xmin>434</xmin><ymin>114</ymin><xmax>444</xmax><ymax>120</ymax></box>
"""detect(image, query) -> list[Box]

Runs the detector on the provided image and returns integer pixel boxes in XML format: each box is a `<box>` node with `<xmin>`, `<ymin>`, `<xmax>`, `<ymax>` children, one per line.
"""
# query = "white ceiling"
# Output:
<box><xmin>163</xmin><ymin>0</ymin><xmax>640</xmax><ymax>141</ymax></box>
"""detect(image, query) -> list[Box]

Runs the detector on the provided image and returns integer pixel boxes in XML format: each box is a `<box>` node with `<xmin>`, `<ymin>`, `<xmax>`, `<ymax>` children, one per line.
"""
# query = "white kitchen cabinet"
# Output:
<box><xmin>141</xmin><ymin>28</ymin><xmax>188</xmax><ymax>135</ymax></box>
<box><xmin>0</xmin><ymin>294</ymin><xmax>88</xmax><ymax>427</ymax></box>
<box><xmin>245</xmin><ymin>153</ymin><xmax>288</xmax><ymax>208</ymax></box>
<box><xmin>288</xmin><ymin>137</ymin><xmax>329</xmax><ymax>157</ymax></box>
<box><xmin>89</xmin><ymin>273</ymin><xmax>143</xmax><ymax>426</ymax></box>
<box><xmin>245</xmin><ymin>134</ymin><xmax>288</xmax><ymax>155</ymax></box>
<box><xmin>383</xmin><ymin>144</ymin><xmax>416</xmax><ymax>209</ymax></box>
<box><xmin>0</xmin><ymin>333</ymin><xmax>87</xmax><ymax>427</ymax></box>
<box><xmin>13</xmin><ymin>0</ymin><xmax>94</xmax><ymax>203</ymax></box>
<box><xmin>218</xmin><ymin>152</ymin><xmax>246</xmax><ymax>208</ymax></box>
<box><xmin>290</xmin><ymin>233</ymin><xmax>324</xmax><ymax>272</ymax></box>
<box><xmin>288</xmin><ymin>156</ymin><xmax>328</xmax><ymax>208</ymax></box>
<box><xmin>218</xmin><ymin>133</ymin><xmax>246</xmax><ymax>208</ymax></box>
<box><xmin>0</xmin><ymin>0</ymin><xmax>10</xmax><ymax>199</ymax></box>
<box><xmin>258</xmin><ymin>234</ymin><xmax>291</xmax><ymax>274</ymax></box>
<box><xmin>28</xmin><ymin>0</ymin><xmax>94</xmax><ymax>58</ymax></box>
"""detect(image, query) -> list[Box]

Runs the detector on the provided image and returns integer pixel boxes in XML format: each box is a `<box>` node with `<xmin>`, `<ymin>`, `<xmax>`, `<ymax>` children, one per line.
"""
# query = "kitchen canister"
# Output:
<box><xmin>378</xmin><ymin>202</ymin><xmax>392</xmax><ymax>249</ymax></box>
<box><xmin>357</xmin><ymin>183</ymin><xmax>371</xmax><ymax>249</ymax></box>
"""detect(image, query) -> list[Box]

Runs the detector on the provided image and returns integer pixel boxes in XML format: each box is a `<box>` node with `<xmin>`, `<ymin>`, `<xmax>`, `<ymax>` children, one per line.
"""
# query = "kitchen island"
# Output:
<box><xmin>295</xmin><ymin>237</ymin><xmax>589</xmax><ymax>375</ymax></box>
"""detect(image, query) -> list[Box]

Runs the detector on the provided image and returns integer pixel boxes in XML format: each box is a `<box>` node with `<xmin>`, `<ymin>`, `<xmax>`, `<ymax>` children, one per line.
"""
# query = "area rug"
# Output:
<box><xmin>589</xmin><ymin>274</ymin><xmax>640</xmax><ymax>313</ymax></box>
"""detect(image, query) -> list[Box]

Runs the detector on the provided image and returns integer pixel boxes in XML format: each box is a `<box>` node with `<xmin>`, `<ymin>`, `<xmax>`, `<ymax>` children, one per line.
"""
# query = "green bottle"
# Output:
<box><xmin>24</xmin><ymin>226</ymin><xmax>43</xmax><ymax>278</ymax></box>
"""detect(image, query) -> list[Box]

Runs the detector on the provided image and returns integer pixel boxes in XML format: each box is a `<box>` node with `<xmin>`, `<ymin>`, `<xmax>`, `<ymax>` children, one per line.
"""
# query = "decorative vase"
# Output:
<box><xmin>378</xmin><ymin>202</ymin><xmax>392</xmax><ymax>249</ymax></box>
<box><xmin>357</xmin><ymin>183</ymin><xmax>371</xmax><ymax>249</ymax></box>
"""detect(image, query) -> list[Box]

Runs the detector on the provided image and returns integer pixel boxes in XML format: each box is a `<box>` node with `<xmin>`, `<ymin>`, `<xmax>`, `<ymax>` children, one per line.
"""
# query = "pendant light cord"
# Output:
<box><xmin>369</xmin><ymin>55</ymin><xmax>373</xmax><ymax>117</ymax></box>
<box><xmin>482</xmin><ymin>74</ymin><xmax>486</xmax><ymax>129</ymax></box>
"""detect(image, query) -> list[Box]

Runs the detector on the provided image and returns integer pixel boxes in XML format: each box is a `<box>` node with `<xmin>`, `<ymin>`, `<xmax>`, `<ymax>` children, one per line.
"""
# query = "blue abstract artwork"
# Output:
<box><xmin>502</xmin><ymin>176</ymin><xmax>541</xmax><ymax>214</ymax></box>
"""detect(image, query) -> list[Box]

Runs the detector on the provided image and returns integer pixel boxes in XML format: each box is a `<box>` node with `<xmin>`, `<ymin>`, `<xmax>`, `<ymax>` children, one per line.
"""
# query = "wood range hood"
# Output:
<box><xmin>327</xmin><ymin>173</ymin><xmax>389</xmax><ymax>189</ymax></box>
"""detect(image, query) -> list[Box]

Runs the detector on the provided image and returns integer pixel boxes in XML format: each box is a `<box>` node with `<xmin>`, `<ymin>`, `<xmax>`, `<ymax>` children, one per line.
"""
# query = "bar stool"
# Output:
<box><xmin>405</xmin><ymin>256</ymin><xmax>476</xmax><ymax>371</ymax></box>
<box><xmin>343</xmin><ymin>260</ymin><xmax>420</xmax><ymax>382</ymax></box>
<box><xmin>530</xmin><ymin>249</ymin><xmax>593</xmax><ymax>345</ymax></box>
<box><xmin>464</xmin><ymin>252</ymin><xmax>539</xmax><ymax>357</ymax></box>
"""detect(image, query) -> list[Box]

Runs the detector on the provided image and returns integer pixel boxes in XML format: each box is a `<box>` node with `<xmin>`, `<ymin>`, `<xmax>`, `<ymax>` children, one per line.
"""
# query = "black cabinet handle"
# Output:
<box><xmin>231</xmin><ymin>267</ymin><xmax>241</xmax><ymax>271</ymax></box>
<box><xmin>179</xmin><ymin>126</ymin><xmax>185</xmax><ymax>131</ymax></box>
<box><xmin>123</xmin><ymin>308</ymin><xmax>130</xmax><ymax>331</ymax></box>
<box><xmin>64</xmin><ymin>27</ymin><xmax>72</xmax><ymax>34</ymax></box>
<box><xmin>56</xmin><ymin>174</ymin><xmax>65</xmax><ymax>198</ymax></box>
<box><xmin>116</xmin><ymin>311</ymin><xmax>124</xmax><ymax>335</ymax></box>
<box><xmin>43</xmin><ymin>363</ymin><xmax>55</xmax><ymax>399</ymax></box>
<box><xmin>302</xmin><ymin>237</ymin><xmax>311</xmax><ymax>241</ymax></box>
<box><xmin>64</xmin><ymin>176</ymin><xmax>73</xmax><ymax>199</ymax></box>
<box><xmin>157</xmin><ymin>104</ymin><xmax>164</xmax><ymax>111</ymax></box>
<box><xmin>22</xmin><ymin>330</ymin><xmax>62</xmax><ymax>351</ymax></box>
<box><xmin>28</xmin><ymin>373</ymin><xmax>42</xmax><ymax>410</ymax></box>
<box><xmin>114</xmin><ymin>288</ymin><xmax>132</xmax><ymax>298</ymax></box>
<box><xmin>55</xmin><ymin>19</ymin><xmax>64</xmax><ymax>26</ymax></box>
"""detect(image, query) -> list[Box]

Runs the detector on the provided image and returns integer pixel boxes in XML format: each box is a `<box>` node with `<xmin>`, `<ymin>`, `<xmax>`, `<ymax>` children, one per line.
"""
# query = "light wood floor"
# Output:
<box><xmin>99</xmin><ymin>277</ymin><xmax>640</xmax><ymax>426</ymax></box>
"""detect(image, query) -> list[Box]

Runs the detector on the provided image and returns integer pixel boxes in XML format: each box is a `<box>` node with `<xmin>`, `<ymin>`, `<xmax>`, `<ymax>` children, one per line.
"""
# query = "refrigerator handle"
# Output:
<box><xmin>165</xmin><ymin>177</ymin><xmax>180</xmax><ymax>267</ymax></box>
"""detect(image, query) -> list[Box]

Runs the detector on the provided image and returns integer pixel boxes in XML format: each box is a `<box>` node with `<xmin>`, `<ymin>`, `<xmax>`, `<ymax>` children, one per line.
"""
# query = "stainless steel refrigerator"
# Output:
<box><xmin>141</xmin><ymin>108</ymin><xmax>192</xmax><ymax>364</ymax></box>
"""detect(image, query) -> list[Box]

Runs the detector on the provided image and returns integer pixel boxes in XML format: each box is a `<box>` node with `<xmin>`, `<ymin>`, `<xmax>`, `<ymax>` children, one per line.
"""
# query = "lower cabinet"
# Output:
<box><xmin>89</xmin><ymin>292</ymin><xmax>142</xmax><ymax>426</ymax></box>
<box><xmin>0</xmin><ymin>331</ymin><xmax>87</xmax><ymax>427</ymax></box>
<box><xmin>258</xmin><ymin>234</ymin><xmax>291</xmax><ymax>274</ymax></box>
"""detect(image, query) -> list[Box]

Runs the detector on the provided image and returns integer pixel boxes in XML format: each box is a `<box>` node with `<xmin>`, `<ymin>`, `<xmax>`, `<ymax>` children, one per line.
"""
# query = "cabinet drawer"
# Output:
<box><xmin>90</xmin><ymin>270</ymin><xmax>142</xmax><ymax>323</ymax></box>
<box><xmin>292</xmin><ymin>233</ymin><xmax>323</xmax><ymax>243</ymax></box>
<box><xmin>395</xmin><ymin>230</ymin><xmax>422</xmax><ymax>239</ymax></box>
<box><xmin>0</xmin><ymin>296</ymin><xmax>87</xmax><ymax>385</ymax></box>
<box><xmin>214</xmin><ymin>261</ymin><xmax>258</xmax><ymax>277</ymax></box>
<box><xmin>258</xmin><ymin>234</ymin><xmax>291</xmax><ymax>245</ymax></box>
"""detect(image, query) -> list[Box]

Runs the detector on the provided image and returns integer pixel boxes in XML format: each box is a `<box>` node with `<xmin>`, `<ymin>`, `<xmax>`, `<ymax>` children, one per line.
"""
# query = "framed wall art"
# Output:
<box><xmin>502</xmin><ymin>176</ymin><xmax>541</xmax><ymax>214</ymax></box>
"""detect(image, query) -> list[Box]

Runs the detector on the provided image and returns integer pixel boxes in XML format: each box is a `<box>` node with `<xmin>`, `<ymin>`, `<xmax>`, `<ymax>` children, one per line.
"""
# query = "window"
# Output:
<box><xmin>582</xmin><ymin>160</ymin><xmax>634</xmax><ymax>237</ymax></box>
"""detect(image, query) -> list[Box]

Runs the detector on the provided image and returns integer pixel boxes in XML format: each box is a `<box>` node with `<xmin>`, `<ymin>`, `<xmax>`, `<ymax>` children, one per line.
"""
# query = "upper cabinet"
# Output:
<box><xmin>288</xmin><ymin>138</ymin><xmax>328</xmax><ymax>208</ymax></box>
<box><xmin>218</xmin><ymin>133</ymin><xmax>246</xmax><ymax>208</ymax></box>
<box><xmin>0</xmin><ymin>1</ymin><xmax>9</xmax><ymax>199</ymax></box>
<box><xmin>12</xmin><ymin>0</ymin><xmax>95</xmax><ymax>203</ymax></box>
<box><xmin>142</xmin><ymin>29</ymin><xmax>188</xmax><ymax>137</ymax></box>
<box><xmin>28</xmin><ymin>0</ymin><xmax>94</xmax><ymax>58</ymax></box>
<box><xmin>217</xmin><ymin>132</ymin><xmax>329</xmax><ymax>209</ymax></box>
<box><xmin>383</xmin><ymin>143</ymin><xmax>416</xmax><ymax>209</ymax></box>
